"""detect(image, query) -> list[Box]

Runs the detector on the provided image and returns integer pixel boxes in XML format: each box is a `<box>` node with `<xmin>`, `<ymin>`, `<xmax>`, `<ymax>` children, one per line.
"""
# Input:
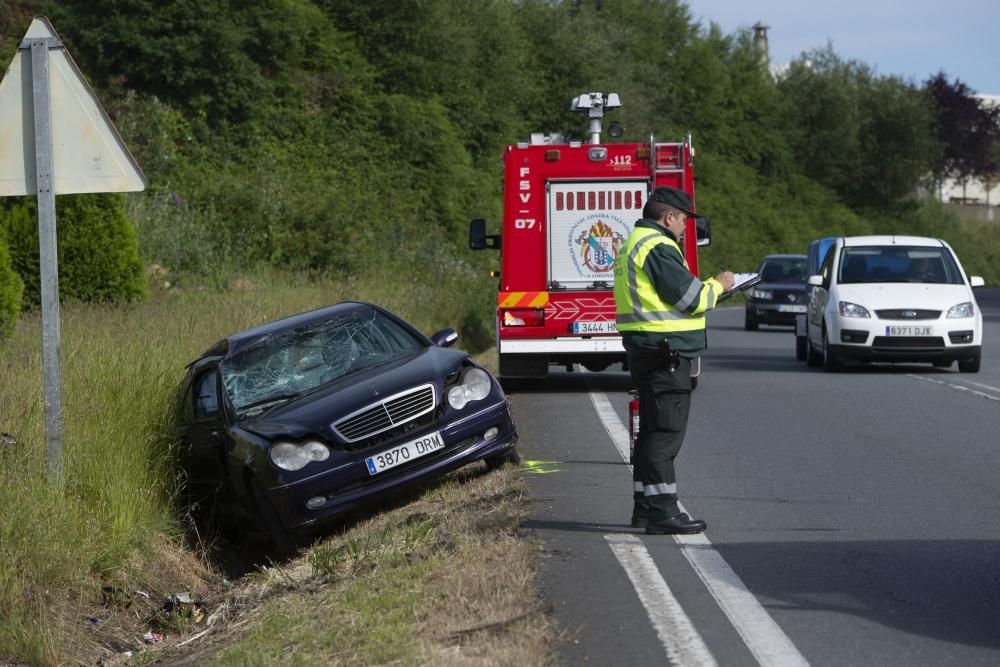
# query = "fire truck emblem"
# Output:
<box><xmin>574</xmin><ymin>220</ymin><xmax>624</xmax><ymax>273</ymax></box>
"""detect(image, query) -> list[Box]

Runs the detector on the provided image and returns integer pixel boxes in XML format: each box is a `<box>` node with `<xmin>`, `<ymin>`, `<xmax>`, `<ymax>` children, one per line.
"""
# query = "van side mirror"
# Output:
<box><xmin>695</xmin><ymin>216</ymin><xmax>711</xmax><ymax>247</ymax></box>
<box><xmin>469</xmin><ymin>218</ymin><xmax>500</xmax><ymax>250</ymax></box>
<box><xmin>807</xmin><ymin>275</ymin><xmax>823</xmax><ymax>286</ymax></box>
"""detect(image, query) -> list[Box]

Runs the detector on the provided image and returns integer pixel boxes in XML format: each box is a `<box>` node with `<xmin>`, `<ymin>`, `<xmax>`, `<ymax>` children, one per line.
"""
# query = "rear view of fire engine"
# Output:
<box><xmin>469</xmin><ymin>92</ymin><xmax>711</xmax><ymax>380</ymax></box>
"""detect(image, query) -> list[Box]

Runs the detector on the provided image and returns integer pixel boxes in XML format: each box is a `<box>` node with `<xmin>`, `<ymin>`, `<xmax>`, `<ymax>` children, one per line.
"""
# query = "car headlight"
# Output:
<box><xmin>749</xmin><ymin>288</ymin><xmax>772</xmax><ymax>300</ymax></box>
<box><xmin>270</xmin><ymin>441</ymin><xmax>330</xmax><ymax>471</ymax></box>
<box><xmin>447</xmin><ymin>368</ymin><xmax>492</xmax><ymax>410</ymax></box>
<box><xmin>838</xmin><ymin>301</ymin><xmax>870</xmax><ymax>318</ymax></box>
<box><xmin>947</xmin><ymin>302</ymin><xmax>974</xmax><ymax>319</ymax></box>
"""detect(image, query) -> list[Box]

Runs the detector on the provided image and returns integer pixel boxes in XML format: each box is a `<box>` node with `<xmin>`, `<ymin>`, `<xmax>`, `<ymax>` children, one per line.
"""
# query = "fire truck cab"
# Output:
<box><xmin>470</xmin><ymin>92</ymin><xmax>711</xmax><ymax>379</ymax></box>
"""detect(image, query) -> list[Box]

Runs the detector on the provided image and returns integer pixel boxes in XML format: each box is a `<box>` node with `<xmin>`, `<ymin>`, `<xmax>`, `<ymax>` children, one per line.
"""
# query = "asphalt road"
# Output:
<box><xmin>514</xmin><ymin>287</ymin><xmax>1000</xmax><ymax>666</ymax></box>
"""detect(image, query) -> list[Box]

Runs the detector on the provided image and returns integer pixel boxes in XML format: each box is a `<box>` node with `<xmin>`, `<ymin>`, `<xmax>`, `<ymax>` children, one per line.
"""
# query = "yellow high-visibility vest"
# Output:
<box><xmin>613</xmin><ymin>228</ymin><xmax>718</xmax><ymax>333</ymax></box>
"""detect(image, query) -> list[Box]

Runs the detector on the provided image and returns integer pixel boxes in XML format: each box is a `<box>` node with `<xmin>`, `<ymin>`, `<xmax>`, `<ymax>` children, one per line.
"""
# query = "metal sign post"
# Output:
<box><xmin>0</xmin><ymin>16</ymin><xmax>148</xmax><ymax>484</ymax></box>
<box><xmin>28</xmin><ymin>35</ymin><xmax>63</xmax><ymax>482</ymax></box>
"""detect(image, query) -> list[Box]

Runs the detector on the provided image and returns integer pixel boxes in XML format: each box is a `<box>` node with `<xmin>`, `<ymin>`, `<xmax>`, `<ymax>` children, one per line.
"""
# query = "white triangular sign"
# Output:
<box><xmin>0</xmin><ymin>16</ymin><xmax>147</xmax><ymax>196</ymax></box>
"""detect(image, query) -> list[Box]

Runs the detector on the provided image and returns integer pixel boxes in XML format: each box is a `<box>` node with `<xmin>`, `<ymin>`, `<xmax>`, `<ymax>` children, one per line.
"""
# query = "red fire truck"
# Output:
<box><xmin>469</xmin><ymin>91</ymin><xmax>711</xmax><ymax>380</ymax></box>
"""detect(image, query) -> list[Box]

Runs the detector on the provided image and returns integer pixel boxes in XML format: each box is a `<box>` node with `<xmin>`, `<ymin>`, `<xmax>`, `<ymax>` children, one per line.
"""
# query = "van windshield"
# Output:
<box><xmin>838</xmin><ymin>246</ymin><xmax>964</xmax><ymax>285</ymax></box>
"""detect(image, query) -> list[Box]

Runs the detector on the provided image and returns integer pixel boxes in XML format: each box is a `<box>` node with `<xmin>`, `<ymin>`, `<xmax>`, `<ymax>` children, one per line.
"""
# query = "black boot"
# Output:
<box><xmin>645</xmin><ymin>514</ymin><xmax>706</xmax><ymax>535</ymax></box>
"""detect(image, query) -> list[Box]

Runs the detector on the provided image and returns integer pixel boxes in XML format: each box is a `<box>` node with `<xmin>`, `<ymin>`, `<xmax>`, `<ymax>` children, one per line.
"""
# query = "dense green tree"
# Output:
<box><xmin>0</xmin><ymin>0</ymin><xmax>982</xmax><ymax>289</ymax></box>
<box><xmin>778</xmin><ymin>47</ymin><xmax>937</xmax><ymax>211</ymax></box>
<box><xmin>926</xmin><ymin>72</ymin><xmax>1000</xmax><ymax>198</ymax></box>
<box><xmin>1</xmin><ymin>195</ymin><xmax>147</xmax><ymax>307</ymax></box>
<box><xmin>0</xmin><ymin>234</ymin><xmax>23</xmax><ymax>337</ymax></box>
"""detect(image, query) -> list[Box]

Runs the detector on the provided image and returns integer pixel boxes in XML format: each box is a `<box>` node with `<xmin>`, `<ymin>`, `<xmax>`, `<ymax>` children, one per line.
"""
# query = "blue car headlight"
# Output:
<box><xmin>270</xmin><ymin>441</ymin><xmax>330</xmax><ymax>471</ymax></box>
<box><xmin>447</xmin><ymin>368</ymin><xmax>492</xmax><ymax>410</ymax></box>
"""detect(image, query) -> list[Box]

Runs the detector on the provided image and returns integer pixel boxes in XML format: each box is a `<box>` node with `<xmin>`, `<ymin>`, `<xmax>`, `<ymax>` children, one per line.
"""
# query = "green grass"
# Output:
<box><xmin>0</xmin><ymin>268</ymin><xmax>506</xmax><ymax>665</ymax></box>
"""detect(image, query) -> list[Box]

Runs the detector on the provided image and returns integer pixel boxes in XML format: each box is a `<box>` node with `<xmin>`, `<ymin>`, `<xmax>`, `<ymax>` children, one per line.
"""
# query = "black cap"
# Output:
<box><xmin>650</xmin><ymin>186</ymin><xmax>697</xmax><ymax>217</ymax></box>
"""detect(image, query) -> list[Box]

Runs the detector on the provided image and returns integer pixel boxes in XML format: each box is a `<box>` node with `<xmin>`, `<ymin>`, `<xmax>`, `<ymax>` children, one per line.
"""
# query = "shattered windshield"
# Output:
<box><xmin>220</xmin><ymin>308</ymin><xmax>425</xmax><ymax>413</ymax></box>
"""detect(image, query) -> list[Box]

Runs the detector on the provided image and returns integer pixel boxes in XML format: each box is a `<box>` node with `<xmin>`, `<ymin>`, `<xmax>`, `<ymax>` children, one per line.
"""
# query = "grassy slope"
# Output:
<box><xmin>0</xmin><ymin>273</ymin><xmax>546</xmax><ymax>665</ymax></box>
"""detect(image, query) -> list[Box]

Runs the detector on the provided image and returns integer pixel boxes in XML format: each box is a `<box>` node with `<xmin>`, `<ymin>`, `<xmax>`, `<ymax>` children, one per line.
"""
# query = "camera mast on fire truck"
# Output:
<box><xmin>469</xmin><ymin>92</ymin><xmax>711</xmax><ymax>380</ymax></box>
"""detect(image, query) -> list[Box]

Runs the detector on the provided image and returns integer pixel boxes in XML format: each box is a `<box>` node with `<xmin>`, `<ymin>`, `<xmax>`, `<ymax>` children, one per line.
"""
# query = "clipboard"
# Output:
<box><xmin>717</xmin><ymin>272</ymin><xmax>762</xmax><ymax>303</ymax></box>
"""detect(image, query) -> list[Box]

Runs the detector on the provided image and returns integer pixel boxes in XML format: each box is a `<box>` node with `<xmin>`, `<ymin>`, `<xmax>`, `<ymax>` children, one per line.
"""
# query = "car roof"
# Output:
<box><xmin>192</xmin><ymin>301</ymin><xmax>385</xmax><ymax>363</ymax></box>
<box><xmin>840</xmin><ymin>235</ymin><xmax>944</xmax><ymax>248</ymax></box>
<box><xmin>761</xmin><ymin>254</ymin><xmax>806</xmax><ymax>261</ymax></box>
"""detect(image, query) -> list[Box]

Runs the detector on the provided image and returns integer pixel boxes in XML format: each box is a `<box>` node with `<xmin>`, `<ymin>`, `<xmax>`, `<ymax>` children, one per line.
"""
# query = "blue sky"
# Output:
<box><xmin>688</xmin><ymin>1</ymin><xmax>1000</xmax><ymax>95</ymax></box>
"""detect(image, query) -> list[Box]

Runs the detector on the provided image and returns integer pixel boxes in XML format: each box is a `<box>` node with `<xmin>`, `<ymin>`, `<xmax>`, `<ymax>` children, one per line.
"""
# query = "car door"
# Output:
<box><xmin>178</xmin><ymin>366</ymin><xmax>228</xmax><ymax>504</ymax></box>
<box><xmin>808</xmin><ymin>242</ymin><xmax>837</xmax><ymax>347</ymax></box>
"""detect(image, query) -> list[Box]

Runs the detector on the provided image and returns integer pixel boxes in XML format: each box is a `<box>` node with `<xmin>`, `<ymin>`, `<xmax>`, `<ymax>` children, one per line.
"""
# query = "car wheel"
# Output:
<box><xmin>248</xmin><ymin>475</ymin><xmax>298</xmax><ymax>557</ymax></box>
<box><xmin>485</xmin><ymin>446</ymin><xmax>521</xmax><ymax>470</ymax></box>
<box><xmin>795</xmin><ymin>335</ymin><xmax>807</xmax><ymax>361</ymax></box>
<box><xmin>744</xmin><ymin>307</ymin><xmax>759</xmax><ymax>331</ymax></box>
<box><xmin>822</xmin><ymin>326</ymin><xmax>841</xmax><ymax>372</ymax></box>
<box><xmin>690</xmin><ymin>375</ymin><xmax>699</xmax><ymax>391</ymax></box>
<box><xmin>958</xmin><ymin>350</ymin><xmax>981</xmax><ymax>373</ymax></box>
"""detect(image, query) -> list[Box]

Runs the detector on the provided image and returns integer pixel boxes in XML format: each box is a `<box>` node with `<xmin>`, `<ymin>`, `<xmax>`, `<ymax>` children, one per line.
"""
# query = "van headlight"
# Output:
<box><xmin>838</xmin><ymin>301</ymin><xmax>870</xmax><ymax>318</ymax></box>
<box><xmin>447</xmin><ymin>368</ymin><xmax>492</xmax><ymax>410</ymax></box>
<box><xmin>270</xmin><ymin>441</ymin><xmax>330</xmax><ymax>471</ymax></box>
<box><xmin>947</xmin><ymin>302</ymin><xmax>974</xmax><ymax>318</ymax></box>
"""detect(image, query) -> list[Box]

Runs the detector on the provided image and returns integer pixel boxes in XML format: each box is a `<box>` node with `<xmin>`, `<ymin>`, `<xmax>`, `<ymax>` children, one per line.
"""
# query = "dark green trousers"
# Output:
<box><xmin>628</xmin><ymin>352</ymin><xmax>692</xmax><ymax>523</ymax></box>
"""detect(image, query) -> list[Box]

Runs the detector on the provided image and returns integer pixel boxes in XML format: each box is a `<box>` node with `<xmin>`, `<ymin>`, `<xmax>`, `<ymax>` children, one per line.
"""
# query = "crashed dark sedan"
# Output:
<box><xmin>175</xmin><ymin>301</ymin><xmax>518</xmax><ymax>551</ymax></box>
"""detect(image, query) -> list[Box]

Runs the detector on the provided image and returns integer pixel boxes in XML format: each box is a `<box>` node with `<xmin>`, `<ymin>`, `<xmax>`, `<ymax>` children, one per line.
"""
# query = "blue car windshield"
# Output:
<box><xmin>838</xmin><ymin>246</ymin><xmax>964</xmax><ymax>285</ymax></box>
<box><xmin>759</xmin><ymin>258</ymin><xmax>807</xmax><ymax>283</ymax></box>
<box><xmin>220</xmin><ymin>308</ymin><xmax>425</xmax><ymax>412</ymax></box>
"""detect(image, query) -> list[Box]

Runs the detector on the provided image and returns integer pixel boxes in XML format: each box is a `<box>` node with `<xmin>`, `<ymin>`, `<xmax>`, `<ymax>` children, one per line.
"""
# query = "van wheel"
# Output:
<box><xmin>958</xmin><ymin>350</ymin><xmax>981</xmax><ymax>373</ymax></box>
<box><xmin>795</xmin><ymin>335</ymin><xmax>807</xmax><ymax>361</ymax></box>
<box><xmin>822</xmin><ymin>326</ymin><xmax>841</xmax><ymax>372</ymax></box>
<box><xmin>806</xmin><ymin>332</ymin><xmax>822</xmax><ymax>367</ymax></box>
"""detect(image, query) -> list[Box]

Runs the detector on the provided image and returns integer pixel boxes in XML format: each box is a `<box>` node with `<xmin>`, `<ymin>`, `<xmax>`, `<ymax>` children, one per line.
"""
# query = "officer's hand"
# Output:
<box><xmin>716</xmin><ymin>271</ymin><xmax>735</xmax><ymax>291</ymax></box>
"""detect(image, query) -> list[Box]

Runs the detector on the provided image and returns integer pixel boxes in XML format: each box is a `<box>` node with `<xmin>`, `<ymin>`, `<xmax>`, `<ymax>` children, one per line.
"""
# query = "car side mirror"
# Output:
<box><xmin>807</xmin><ymin>275</ymin><xmax>823</xmax><ymax>286</ymax></box>
<box><xmin>430</xmin><ymin>328</ymin><xmax>459</xmax><ymax>347</ymax></box>
<box><xmin>970</xmin><ymin>276</ymin><xmax>985</xmax><ymax>288</ymax></box>
<box><xmin>695</xmin><ymin>216</ymin><xmax>711</xmax><ymax>247</ymax></box>
<box><xmin>469</xmin><ymin>218</ymin><xmax>500</xmax><ymax>251</ymax></box>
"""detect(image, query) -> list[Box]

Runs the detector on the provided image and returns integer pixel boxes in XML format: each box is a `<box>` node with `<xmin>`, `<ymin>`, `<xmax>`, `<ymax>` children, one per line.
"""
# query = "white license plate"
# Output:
<box><xmin>886</xmin><ymin>326</ymin><xmax>932</xmax><ymax>336</ymax></box>
<box><xmin>776</xmin><ymin>304</ymin><xmax>807</xmax><ymax>313</ymax></box>
<box><xmin>365</xmin><ymin>432</ymin><xmax>444</xmax><ymax>476</ymax></box>
<box><xmin>572</xmin><ymin>320</ymin><xmax>617</xmax><ymax>334</ymax></box>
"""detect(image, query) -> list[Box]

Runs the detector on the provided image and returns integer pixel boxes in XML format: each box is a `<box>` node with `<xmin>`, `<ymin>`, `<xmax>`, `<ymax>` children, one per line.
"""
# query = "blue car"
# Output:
<box><xmin>174</xmin><ymin>301</ymin><xmax>519</xmax><ymax>553</ymax></box>
<box><xmin>744</xmin><ymin>254</ymin><xmax>808</xmax><ymax>330</ymax></box>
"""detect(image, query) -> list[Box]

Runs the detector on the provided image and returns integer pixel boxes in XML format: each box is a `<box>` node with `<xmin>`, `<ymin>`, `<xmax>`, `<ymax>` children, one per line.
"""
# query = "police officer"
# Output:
<box><xmin>613</xmin><ymin>186</ymin><xmax>734</xmax><ymax>535</ymax></box>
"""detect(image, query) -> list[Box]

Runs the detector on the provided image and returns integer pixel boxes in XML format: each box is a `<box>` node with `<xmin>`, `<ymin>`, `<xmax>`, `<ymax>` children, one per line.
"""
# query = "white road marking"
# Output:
<box><xmin>908</xmin><ymin>374</ymin><xmax>1000</xmax><ymax>402</ymax></box>
<box><xmin>591</xmin><ymin>390</ymin><xmax>811</xmax><ymax>667</ymax></box>
<box><xmin>606</xmin><ymin>533</ymin><xmax>719</xmax><ymax>667</ymax></box>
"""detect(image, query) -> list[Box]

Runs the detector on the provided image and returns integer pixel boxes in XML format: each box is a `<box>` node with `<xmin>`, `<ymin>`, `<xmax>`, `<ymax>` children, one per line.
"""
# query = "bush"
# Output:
<box><xmin>1</xmin><ymin>194</ymin><xmax>147</xmax><ymax>307</ymax></box>
<box><xmin>0</xmin><ymin>234</ymin><xmax>22</xmax><ymax>338</ymax></box>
